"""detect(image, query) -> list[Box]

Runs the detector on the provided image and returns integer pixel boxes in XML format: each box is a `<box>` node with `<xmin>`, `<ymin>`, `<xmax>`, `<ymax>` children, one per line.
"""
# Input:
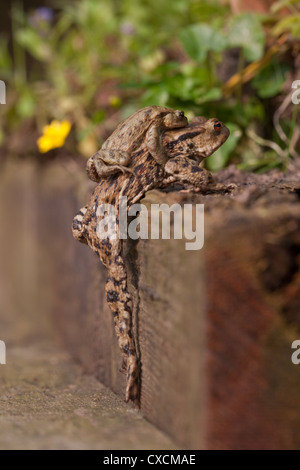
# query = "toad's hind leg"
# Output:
<box><xmin>86</xmin><ymin>149</ymin><xmax>133</xmax><ymax>182</ymax></box>
<box><xmin>104</xmin><ymin>243</ymin><xmax>139</xmax><ymax>403</ymax></box>
<box><xmin>73</xmin><ymin>204</ymin><xmax>140</xmax><ymax>403</ymax></box>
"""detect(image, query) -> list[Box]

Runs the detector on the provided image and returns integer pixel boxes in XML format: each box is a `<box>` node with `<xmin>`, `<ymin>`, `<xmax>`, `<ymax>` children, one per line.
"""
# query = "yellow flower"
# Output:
<box><xmin>109</xmin><ymin>95</ymin><xmax>121</xmax><ymax>108</ymax></box>
<box><xmin>37</xmin><ymin>120</ymin><xmax>71</xmax><ymax>153</ymax></box>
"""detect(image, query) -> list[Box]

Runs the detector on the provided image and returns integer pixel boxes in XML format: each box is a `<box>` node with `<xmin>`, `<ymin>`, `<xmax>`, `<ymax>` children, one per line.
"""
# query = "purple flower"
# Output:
<box><xmin>120</xmin><ymin>22</ymin><xmax>136</xmax><ymax>36</ymax></box>
<box><xmin>35</xmin><ymin>7</ymin><xmax>54</xmax><ymax>22</ymax></box>
<box><xmin>29</xmin><ymin>7</ymin><xmax>54</xmax><ymax>31</ymax></box>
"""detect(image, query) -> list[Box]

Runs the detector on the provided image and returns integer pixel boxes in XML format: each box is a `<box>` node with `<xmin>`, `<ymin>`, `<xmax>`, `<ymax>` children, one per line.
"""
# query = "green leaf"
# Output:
<box><xmin>190</xmin><ymin>0</ymin><xmax>229</xmax><ymax>23</ymax></box>
<box><xmin>0</xmin><ymin>37</ymin><xmax>12</xmax><ymax>73</ymax></box>
<box><xmin>206</xmin><ymin>123</ymin><xmax>242</xmax><ymax>171</ymax></box>
<box><xmin>180</xmin><ymin>24</ymin><xmax>226</xmax><ymax>63</ymax></box>
<box><xmin>195</xmin><ymin>87</ymin><xmax>222</xmax><ymax>104</ymax></box>
<box><xmin>272</xmin><ymin>14</ymin><xmax>300</xmax><ymax>38</ymax></box>
<box><xmin>141</xmin><ymin>86</ymin><xmax>170</xmax><ymax>107</ymax></box>
<box><xmin>16</xmin><ymin>29</ymin><xmax>52</xmax><ymax>61</ymax></box>
<box><xmin>227</xmin><ymin>14</ymin><xmax>265</xmax><ymax>61</ymax></box>
<box><xmin>271</xmin><ymin>0</ymin><xmax>300</xmax><ymax>14</ymax></box>
<box><xmin>238</xmin><ymin>150</ymin><xmax>282</xmax><ymax>172</ymax></box>
<box><xmin>16</xmin><ymin>88</ymin><xmax>36</xmax><ymax>118</ymax></box>
<box><xmin>91</xmin><ymin>109</ymin><xmax>106</xmax><ymax>124</ymax></box>
<box><xmin>251</xmin><ymin>61</ymin><xmax>289</xmax><ymax>98</ymax></box>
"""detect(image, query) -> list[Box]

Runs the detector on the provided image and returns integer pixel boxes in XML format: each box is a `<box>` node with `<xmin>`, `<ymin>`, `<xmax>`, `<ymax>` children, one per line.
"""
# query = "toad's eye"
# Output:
<box><xmin>176</xmin><ymin>110</ymin><xmax>185</xmax><ymax>118</ymax></box>
<box><xmin>214</xmin><ymin>121</ymin><xmax>222</xmax><ymax>131</ymax></box>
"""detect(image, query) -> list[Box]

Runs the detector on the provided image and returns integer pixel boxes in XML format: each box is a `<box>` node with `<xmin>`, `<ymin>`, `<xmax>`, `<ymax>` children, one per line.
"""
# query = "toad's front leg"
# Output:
<box><xmin>162</xmin><ymin>156</ymin><xmax>235</xmax><ymax>193</ymax></box>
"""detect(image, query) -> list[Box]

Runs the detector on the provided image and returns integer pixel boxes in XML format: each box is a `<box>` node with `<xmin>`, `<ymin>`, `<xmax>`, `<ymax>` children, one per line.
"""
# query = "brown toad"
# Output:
<box><xmin>86</xmin><ymin>106</ymin><xmax>188</xmax><ymax>181</ymax></box>
<box><xmin>72</xmin><ymin>106</ymin><xmax>230</xmax><ymax>404</ymax></box>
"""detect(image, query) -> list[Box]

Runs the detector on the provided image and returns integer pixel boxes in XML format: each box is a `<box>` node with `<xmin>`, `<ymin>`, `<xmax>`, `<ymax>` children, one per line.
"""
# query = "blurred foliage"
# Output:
<box><xmin>0</xmin><ymin>0</ymin><xmax>299</xmax><ymax>171</ymax></box>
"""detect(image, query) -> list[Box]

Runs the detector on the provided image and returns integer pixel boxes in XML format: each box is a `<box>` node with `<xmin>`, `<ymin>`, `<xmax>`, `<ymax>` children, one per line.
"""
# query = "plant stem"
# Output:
<box><xmin>11</xmin><ymin>0</ymin><xmax>26</xmax><ymax>86</ymax></box>
<box><xmin>236</xmin><ymin>48</ymin><xmax>245</xmax><ymax>101</ymax></box>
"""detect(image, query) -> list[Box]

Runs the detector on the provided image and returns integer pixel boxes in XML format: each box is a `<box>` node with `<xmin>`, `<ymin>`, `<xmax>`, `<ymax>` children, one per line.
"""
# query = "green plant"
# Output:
<box><xmin>0</xmin><ymin>0</ymin><xmax>299</xmax><ymax>171</ymax></box>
